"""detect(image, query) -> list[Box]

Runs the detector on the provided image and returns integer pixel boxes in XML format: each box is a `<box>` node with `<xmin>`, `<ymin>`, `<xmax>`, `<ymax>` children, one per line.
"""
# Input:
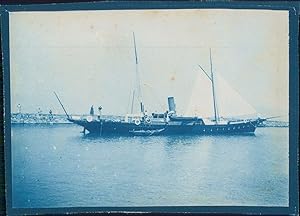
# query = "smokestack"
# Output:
<box><xmin>168</xmin><ymin>97</ymin><xmax>176</xmax><ymax>113</ymax></box>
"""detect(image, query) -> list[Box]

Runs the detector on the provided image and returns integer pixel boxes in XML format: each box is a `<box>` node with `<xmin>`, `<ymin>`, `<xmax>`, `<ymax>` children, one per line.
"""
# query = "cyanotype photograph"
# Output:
<box><xmin>1</xmin><ymin>2</ymin><xmax>299</xmax><ymax>215</ymax></box>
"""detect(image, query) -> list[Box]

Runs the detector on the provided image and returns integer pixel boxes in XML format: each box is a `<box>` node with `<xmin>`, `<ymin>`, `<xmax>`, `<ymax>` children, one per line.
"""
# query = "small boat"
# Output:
<box><xmin>54</xmin><ymin>33</ymin><xmax>266</xmax><ymax>136</ymax></box>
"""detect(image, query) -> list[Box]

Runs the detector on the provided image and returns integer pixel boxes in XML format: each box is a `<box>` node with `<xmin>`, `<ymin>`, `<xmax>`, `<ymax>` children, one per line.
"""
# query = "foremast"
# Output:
<box><xmin>132</xmin><ymin>32</ymin><xmax>145</xmax><ymax>114</ymax></box>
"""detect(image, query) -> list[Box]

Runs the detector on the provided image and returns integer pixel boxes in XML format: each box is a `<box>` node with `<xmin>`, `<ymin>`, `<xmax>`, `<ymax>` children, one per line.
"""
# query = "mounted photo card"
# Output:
<box><xmin>1</xmin><ymin>1</ymin><xmax>299</xmax><ymax>215</ymax></box>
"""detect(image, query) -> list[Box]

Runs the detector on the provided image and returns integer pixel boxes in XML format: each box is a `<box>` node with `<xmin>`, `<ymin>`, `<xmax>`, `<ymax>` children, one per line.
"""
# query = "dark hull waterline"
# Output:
<box><xmin>69</xmin><ymin>118</ymin><xmax>261</xmax><ymax>136</ymax></box>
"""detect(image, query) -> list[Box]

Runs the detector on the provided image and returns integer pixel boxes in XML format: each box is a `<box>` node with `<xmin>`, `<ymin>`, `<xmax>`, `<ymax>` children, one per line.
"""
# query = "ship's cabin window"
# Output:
<box><xmin>152</xmin><ymin>113</ymin><xmax>165</xmax><ymax>119</ymax></box>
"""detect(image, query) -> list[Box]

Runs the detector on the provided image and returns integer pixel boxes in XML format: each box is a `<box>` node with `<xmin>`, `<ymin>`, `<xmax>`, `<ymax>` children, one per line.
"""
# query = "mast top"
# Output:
<box><xmin>133</xmin><ymin>32</ymin><xmax>138</xmax><ymax>65</ymax></box>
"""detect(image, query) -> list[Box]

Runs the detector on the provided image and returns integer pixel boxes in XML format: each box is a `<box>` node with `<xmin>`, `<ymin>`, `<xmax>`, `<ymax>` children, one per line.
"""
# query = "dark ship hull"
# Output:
<box><xmin>68</xmin><ymin>116</ymin><xmax>262</xmax><ymax>136</ymax></box>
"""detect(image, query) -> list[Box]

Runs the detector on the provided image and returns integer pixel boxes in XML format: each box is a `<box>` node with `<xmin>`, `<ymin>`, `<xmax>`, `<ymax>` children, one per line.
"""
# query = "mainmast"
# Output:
<box><xmin>132</xmin><ymin>32</ymin><xmax>144</xmax><ymax>113</ymax></box>
<box><xmin>210</xmin><ymin>48</ymin><xmax>219</xmax><ymax>124</ymax></box>
<box><xmin>197</xmin><ymin>49</ymin><xmax>219</xmax><ymax>124</ymax></box>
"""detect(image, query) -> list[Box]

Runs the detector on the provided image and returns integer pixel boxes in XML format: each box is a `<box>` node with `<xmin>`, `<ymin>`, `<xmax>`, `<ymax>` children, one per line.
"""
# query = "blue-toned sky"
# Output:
<box><xmin>9</xmin><ymin>9</ymin><xmax>289</xmax><ymax>119</ymax></box>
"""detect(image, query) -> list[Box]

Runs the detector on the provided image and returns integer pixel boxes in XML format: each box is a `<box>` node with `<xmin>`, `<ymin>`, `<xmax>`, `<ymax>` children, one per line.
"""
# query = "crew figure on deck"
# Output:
<box><xmin>90</xmin><ymin>105</ymin><xmax>94</xmax><ymax>115</ymax></box>
<box><xmin>98</xmin><ymin>106</ymin><xmax>102</xmax><ymax>119</ymax></box>
<box><xmin>49</xmin><ymin>109</ymin><xmax>53</xmax><ymax>121</ymax></box>
<box><xmin>17</xmin><ymin>103</ymin><xmax>22</xmax><ymax>114</ymax></box>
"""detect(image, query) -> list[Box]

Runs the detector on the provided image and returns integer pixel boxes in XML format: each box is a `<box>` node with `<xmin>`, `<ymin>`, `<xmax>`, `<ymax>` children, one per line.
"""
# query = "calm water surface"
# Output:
<box><xmin>12</xmin><ymin>124</ymin><xmax>289</xmax><ymax>208</ymax></box>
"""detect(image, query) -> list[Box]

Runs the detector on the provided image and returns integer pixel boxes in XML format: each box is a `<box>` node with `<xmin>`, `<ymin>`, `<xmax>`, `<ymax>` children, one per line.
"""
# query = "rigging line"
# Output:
<box><xmin>131</xmin><ymin>90</ymin><xmax>135</xmax><ymax>114</ymax></box>
<box><xmin>214</xmin><ymin>76</ymin><xmax>221</xmax><ymax>118</ymax></box>
<box><xmin>53</xmin><ymin>92</ymin><xmax>70</xmax><ymax>119</ymax></box>
<box><xmin>126</xmin><ymin>89</ymin><xmax>131</xmax><ymax>114</ymax></box>
<box><xmin>197</xmin><ymin>64</ymin><xmax>212</xmax><ymax>82</ymax></box>
<box><xmin>127</xmin><ymin>55</ymin><xmax>136</xmax><ymax>114</ymax></box>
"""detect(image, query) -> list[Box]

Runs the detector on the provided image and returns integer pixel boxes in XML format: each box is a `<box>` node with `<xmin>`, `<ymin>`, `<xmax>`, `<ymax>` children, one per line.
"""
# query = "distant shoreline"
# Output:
<box><xmin>10</xmin><ymin>113</ymin><xmax>289</xmax><ymax>127</ymax></box>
